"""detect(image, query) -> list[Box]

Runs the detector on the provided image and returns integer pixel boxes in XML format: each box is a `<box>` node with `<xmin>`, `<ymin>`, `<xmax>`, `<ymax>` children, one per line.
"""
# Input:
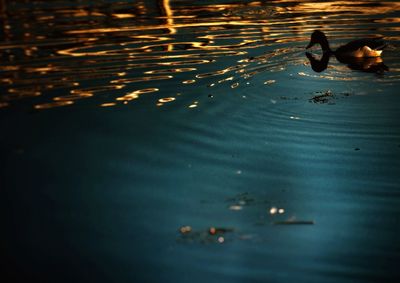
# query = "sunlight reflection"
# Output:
<box><xmin>116</xmin><ymin>88</ymin><xmax>159</xmax><ymax>102</ymax></box>
<box><xmin>34</xmin><ymin>101</ymin><xmax>74</xmax><ymax>110</ymax></box>
<box><xmin>1</xmin><ymin>0</ymin><xmax>399</xmax><ymax>110</ymax></box>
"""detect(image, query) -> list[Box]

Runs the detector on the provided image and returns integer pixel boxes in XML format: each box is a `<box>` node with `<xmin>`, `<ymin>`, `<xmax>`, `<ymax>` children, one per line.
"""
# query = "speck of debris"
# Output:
<box><xmin>310</xmin><ymin>90</ymin><xmax>333</xmax><ymax>104</ymax></box>
<box><xmin>354</xmin><ymin>148</ymin><xmax>360</xmax><ymax>151</ymax></box>
<box><xmin>208</xmin><ymin>94</ymin><xmax>213</xmax><ymax>98</ymax></box>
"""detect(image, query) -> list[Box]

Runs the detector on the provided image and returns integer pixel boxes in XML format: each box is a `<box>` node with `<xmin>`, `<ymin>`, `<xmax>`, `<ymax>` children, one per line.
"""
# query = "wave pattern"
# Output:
<box><xmin>0</xmin><ymin>0</ymin><xmax>399</xmax><ymax>110</ymax></box>
<box><xmin>1</xmin><ymin>2</ymin><xmax>400</xmax><ymax>283</ymax></box>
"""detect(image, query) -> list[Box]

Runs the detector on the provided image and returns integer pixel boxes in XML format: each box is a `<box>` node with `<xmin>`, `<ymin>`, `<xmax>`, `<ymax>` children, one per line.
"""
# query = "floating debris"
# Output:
<box><xmin>309</xmin><ymin>90</ymin><xmax>333</xmax><ymax>104</ymax></box>
<box><xmin>178</xmin><ymin>226</ymin><xmax>234</xmax><ymax>244</ymax></box>
<box><xmin>179</xmin><ymin>226</ymin><xmax>192</xmax><ymax>234</ymax></box>
<box><xmin>310</xmin><ymin>90</ymin><xmax>354</xmax><ymax>104</ymax></box>
<box><xmin>209</xmin><ymin>227</ymin><xmax>234</xmax><ymax>235</ymax></box>
<box><xmin>354</xmin><ymin>148</ymin><xmax>360</xmax><ymax>151</ymax></box>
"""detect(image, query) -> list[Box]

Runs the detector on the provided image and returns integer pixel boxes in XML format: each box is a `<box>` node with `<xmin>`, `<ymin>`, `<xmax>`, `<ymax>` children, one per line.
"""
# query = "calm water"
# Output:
<box><xmin>1</xmin><ymin>1</ymin><xmax>400</xmax><ymax>282</ymax></box>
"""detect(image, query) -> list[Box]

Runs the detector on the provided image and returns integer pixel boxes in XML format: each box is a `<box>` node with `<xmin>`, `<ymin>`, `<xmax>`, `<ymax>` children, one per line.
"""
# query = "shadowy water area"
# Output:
<box><xmin>1</xmin><ymin>0</ymin><xmax>400</xmax><ymax>282</ymax></box>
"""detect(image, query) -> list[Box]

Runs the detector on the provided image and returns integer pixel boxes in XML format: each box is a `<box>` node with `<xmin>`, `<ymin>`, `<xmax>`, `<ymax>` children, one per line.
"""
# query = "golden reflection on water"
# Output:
<box><xmin>279</xmin><ymin>1</ymin><xmax>400</xmax><ymax>15</ymax></box>
<box><xmin>157</xmin><ymin>97</ymin><xmax>177</xmax><ymax>107</ymax></box>
<box><xmin>116</xmin><ymin>88</ymin><xmax>160</xmax><ymax>102</ymax></box>
<box><xmin>53</xmin><ymin>92</ymin><xmax>93</xmax><ymax>101</ymax></box>
<box><xmin>34</xmin><ymin>101</ymin><xmax>74</xmax><ymax>110</ymax></box>
<box><xmin>0</xmin><ymin>1</ymin><xmax>399</xmax><ymax>110</ymax></box>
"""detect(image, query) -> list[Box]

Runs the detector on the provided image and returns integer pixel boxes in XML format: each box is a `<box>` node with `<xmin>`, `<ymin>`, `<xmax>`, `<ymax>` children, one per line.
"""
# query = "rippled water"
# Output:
<box><xmin>1</xmin><ymin>1</ymin><xmax>400</xmax><ymax>282</ymax></box>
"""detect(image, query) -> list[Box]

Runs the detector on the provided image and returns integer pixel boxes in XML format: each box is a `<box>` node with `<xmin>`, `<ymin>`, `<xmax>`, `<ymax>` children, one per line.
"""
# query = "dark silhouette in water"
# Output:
<box><xmin>305</xmin><ymin>30</ymin><xmax>388</xmax><ymax>74</ymax></box>
<box><xmin>305</xmin><ymin>52</ymin><xmax>389</xmax><ymax>74</ymax></box>
<box><xmin>306</xmin><ymin>30</ymin><xmax>387</xmax><ymax>57</ymax></box>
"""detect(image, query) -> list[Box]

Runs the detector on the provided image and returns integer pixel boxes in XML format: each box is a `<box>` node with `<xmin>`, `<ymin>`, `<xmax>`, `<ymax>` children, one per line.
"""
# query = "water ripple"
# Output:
<box><xmin>1</xmin><ymin>1</ymin><xmax>399</xmax><ymax>110</ymax></box>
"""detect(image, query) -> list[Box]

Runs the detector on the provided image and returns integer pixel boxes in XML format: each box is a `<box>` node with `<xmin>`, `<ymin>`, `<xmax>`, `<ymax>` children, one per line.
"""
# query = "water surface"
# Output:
<box><xmin>1</xmin><ymin>1</ymin><xmax>400</xmax><ymax>282</ymax></box>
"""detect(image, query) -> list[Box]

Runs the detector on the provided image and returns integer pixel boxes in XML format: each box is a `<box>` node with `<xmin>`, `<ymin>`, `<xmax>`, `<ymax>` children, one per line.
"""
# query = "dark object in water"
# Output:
<box><xmin>178</xmin><ymin>226</ymin><xmax>234</xmax><ymax>244</ymax></box>
<box><xmin>305</xmin><ymin>30</ymin><xmax>388</xmax><ymax>74</ymax></box>
<box><xmin>306</xmin><ymin>30</ymin><xmax>386</xmax><ymax>57</ymax></box>
<box><xmin>309</xmin><ymin>90</ymin><xmax>333</xmax><ymax>104</ymax></box>
<box><xmin>208</xmin><ymin>227</ymin><xmax>234</xmax><ymax>235</ymax></box>
<box><xmin>306</xmin><ymin>52</ymin><xmax>389</xmax><ymax>74</ymax></box>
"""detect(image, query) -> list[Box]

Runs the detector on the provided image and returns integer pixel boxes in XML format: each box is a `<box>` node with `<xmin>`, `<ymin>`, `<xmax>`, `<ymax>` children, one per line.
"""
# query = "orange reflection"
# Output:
<box><xmin>110</xmin><ymin>75</ymin><xmax>173</xmax><ymax>84</ymax></box>
<box><xmin>34</xmin><ymin>101</ymin><xmax>74</xmax><ymax>110</ymax></box>
<box><xmin>144</xmin><ymin>68</ymin><xmax>196</xmax><ymax>74</ymax></box>
<box><xmin>161</xmin><ymin>0</ymin><xmax>177</xmax><ymax>38</ymax></box>
<box><xmin>279</xmin><ymin>1</ymin><xmax>400</xmax><ymax>15</ymax></box>
<box><xmin>158</xmin><ymin>97</ymin><xmax>176</xmax><ymax>103</ymax></box>
<box><xmin>2</xmin><ymin>0</ymin><xmax>400</xmax><ymax>110</ymax></box>
<box><xmin>100</xmin><ymin>102</ymin><xmax>117</xmax><ymax>107</ymax></box>
<box><xmin>116</xmin><ymin>88</ymin><xmax>159</xmax><ymax>102</ymax></box>
<box><xmin>53</xmin><ymin>92</ymin><xmax>93</xmax><ymax>101</ymax></box>
<box><xmin>0</xmin><ymin>102</ymin><xmax>9</xmax><ymax>108</ymax></box>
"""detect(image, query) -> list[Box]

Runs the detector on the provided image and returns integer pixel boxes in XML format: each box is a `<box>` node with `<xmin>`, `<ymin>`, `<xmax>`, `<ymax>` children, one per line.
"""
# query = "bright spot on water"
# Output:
<box><xmin>179</xmin><ymin>226</ymin><xmax>192</xmax><ymax>234</ymax></box>
<box><xmin>34</xmin><ymin>101</ymin><xmax>74</xmax><ymax>109</ymax></box>
<box><xmin>158</xmin><ymin>97</ymin><xmax>176</xmax><ymax>103</ymax></box>
<box><xmin>182</xmin><ymin>79</ymin><xmax>196</xmax><ymax>84</ymax></box>
<box><xmin>188</xmin><ymin>101</ymin><xmax>198</xmax><ymax>108</ymax></box>
<box><xmin>100</xmin><ymin>102</ymin><xmax>116</xmax><ymax>107</ymax></box>
<box><xmin>229</xmin><ymin>205</ymin><xmax>243</xmax><ymax>211</ymax></box>
<box><xmin>231</xmin><ymin>82</ymin><xmax>239</xmax><ymax>88</ymax></box>
<box><xmin>264</xmin><ymin>79</ymin><xmax>276</xmax><ymax>85</ymax></box>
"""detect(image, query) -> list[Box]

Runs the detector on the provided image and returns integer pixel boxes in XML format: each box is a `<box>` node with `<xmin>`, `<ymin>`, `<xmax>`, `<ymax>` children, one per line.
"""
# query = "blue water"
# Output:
<box><xmin>1</xmin><ymin>1</ymin><xmax>400</xmax><ymax>282</ymax></box>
